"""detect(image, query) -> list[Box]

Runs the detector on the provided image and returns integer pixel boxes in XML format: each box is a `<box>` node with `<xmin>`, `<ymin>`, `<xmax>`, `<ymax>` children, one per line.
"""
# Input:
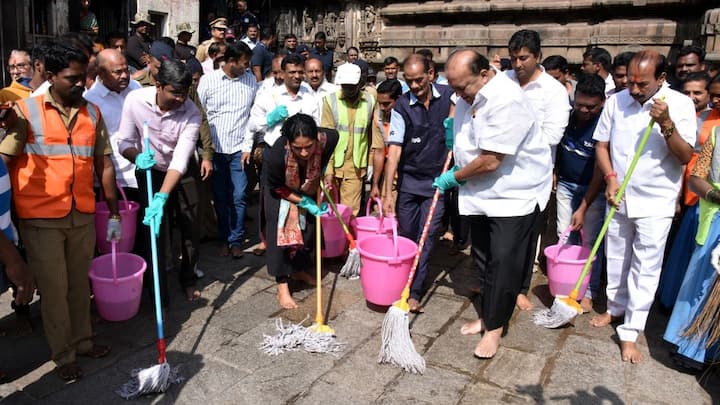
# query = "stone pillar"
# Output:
<box><xmin>136</xmin><ymin>0</ymin><xmax>199</xmax><ymax>44</ymax></box>
<box><xmin>703</xmin><ymin>8</ymin><xmax>720</xmax><ymax>60</ymax></box>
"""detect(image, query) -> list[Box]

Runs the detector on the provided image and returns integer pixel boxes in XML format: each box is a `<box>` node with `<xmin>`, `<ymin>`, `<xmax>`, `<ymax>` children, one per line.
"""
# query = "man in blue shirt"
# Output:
<box><xmin>382</xmin><ymin>54</ymin><xmax>454</xmax><ymax>312</ymax></box>
<box><xmin>310</xmin><ymin>32</ymin><xmax>334</xmax><ymax>82</ymax></box>
<box><xmin>251</xmin><ymin>30</ymin><xmax>276</xmax><ymax>82</ymax></box>
<box><xmin>556</xmin><ymin>74</ymin><xmax>607</xmax><ymax>312</ymax></box>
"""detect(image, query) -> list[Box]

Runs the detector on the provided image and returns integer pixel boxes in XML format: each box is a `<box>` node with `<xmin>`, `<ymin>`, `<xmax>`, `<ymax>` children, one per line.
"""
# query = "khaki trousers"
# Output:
<box><xmin>335</xmin><ymin>175</ymin><xmax>363</xmax><ymax>217</ymax></box>
<box><xmin>20</xmin><ymin>219</ymin><xmax>95</xmax><ymax>366</ymax></box>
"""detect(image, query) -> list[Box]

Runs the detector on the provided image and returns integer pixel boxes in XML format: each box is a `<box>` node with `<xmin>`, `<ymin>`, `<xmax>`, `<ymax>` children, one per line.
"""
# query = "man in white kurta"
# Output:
<box><xmin>435</xmin><ymin>50</ymin><xmax>551</xmax><ymax>359</ymax></box>
<box><xmin>592</xmin><ymin>50</ymin><xmax>696</xmax><ymax>363</ymax></box>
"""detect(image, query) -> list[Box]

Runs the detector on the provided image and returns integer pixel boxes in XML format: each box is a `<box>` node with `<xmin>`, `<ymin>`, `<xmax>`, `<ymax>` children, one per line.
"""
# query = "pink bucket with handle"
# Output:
<box><xmin>320</xmin><ymin>186</ymin><xmax>353</xmax><ymax>258</ymax></box>
<box><xmin>351</xmin><ymin>198</ymin><xmax>398</xmax><ymax>242</ymax></box>
<box><xmin>544</xmin><ymin>226</ymin><xmax>594</xmax><ymax>298</ymax></box>
<box><xmin>95</xmin><ymin>183</ymin><xmax>140</xmax><ymax>254</ymax></box>
<box><xmin>89</xmin><ymin>240</ymin><xmax>146</xmax><ymax>322</ymax></box>
<box><xmin>358</xmin><ymin>216</ymin><xmax>418</xmax><ymax>305</ymax></box>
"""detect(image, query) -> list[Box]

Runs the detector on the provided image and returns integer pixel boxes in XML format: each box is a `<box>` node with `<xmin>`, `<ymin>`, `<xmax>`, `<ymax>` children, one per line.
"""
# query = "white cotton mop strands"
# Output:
<box><xmin>378</xmin><ymin>304</ymin><xmax>425</xmax><ymax>374</ymax></box>
<box><xmin>116</xmin><ymin>362</ymin><xmax>183</xmax><ymax>400</ymax></box>
<box><xmin>339</xmin><ymin>247</ymin><xmax>361</xmax><ymax>279</ymax></box>
<box><xmin>261</xmin><ymin>317</ymin><xmax>345</xmax><ymax>356</ymax></box>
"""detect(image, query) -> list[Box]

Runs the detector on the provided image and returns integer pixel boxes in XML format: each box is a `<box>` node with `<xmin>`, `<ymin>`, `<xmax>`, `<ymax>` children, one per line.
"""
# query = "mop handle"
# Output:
<box><xmin>315</xmin><ymin>188</ymin><xmax>324</xmax><ymax>325</ymax></box>
<box><xmin>569</xmin><ymin>118</ymin><xmax>656</xmax><ymax>299</ymax></box>
<box><xmin>403</xmin><ymin>150</ymin><xmax>453</xmax><ymax>291</ymax></box>
<box><xmin>143</xmin><ymin>122</ymin><xmax>166</xmax><ymax>361</ymax></box>
<box><xmin>319</xmin><ymin>182</ymin><xmax>356</xmax><ymax>247</ymax></box>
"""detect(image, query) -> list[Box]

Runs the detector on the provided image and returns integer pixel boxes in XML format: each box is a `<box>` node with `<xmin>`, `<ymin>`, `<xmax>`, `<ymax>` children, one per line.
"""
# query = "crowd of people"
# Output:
<box><xmin>0</xmin><ymin>3</ymin><xmax>718</xmax><ymax>383</ymax></box>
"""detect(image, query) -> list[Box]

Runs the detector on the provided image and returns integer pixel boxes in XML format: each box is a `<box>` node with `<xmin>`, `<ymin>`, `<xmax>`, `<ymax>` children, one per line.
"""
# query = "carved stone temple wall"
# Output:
<box><xmin>270</xmin><ymin>0</ymin><xmax>720</xmax><ymax>69</ymax></box>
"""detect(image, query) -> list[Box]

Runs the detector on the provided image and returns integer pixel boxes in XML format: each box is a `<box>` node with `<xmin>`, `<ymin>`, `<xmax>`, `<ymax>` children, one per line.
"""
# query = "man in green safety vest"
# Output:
<box><xmin>321</xmin><ymin>62</ymin><xmax>385</xmax><ymax>216</ymax></box>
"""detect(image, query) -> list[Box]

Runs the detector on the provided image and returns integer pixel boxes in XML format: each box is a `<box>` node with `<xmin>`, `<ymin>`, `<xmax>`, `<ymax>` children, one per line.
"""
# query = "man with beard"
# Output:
<box><xmin>0</xmin><ymin>43</ymin><xmax>119</xmax><ymax>380</ymax></box>
<box><xmin>590</xmin><ymin>50</ymin><xmax>696</xmax><ymax>364</ymax></box>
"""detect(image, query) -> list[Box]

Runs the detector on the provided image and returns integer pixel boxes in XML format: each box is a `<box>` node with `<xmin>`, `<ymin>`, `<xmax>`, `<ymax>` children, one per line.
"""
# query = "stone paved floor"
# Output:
<box><xmin>0</xmin><ymin>236</ymin><xmax>718</xmax><ymax>404</ymax></box>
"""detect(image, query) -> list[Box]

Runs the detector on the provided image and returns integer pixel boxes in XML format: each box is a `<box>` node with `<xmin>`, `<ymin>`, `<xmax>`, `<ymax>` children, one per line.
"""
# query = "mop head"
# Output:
<box><xmin>339</xmin><ymin>248</ymin><xmax>362</xmax><ymax>279</ymax></box>
<box><xmin>261</xmin><ymin>317</ymin><xmax>345</xmax><ymax>356</ymax></box>
<box><xmin>116</xmin><ymin>362</ymin><xmax>183</xmax><ymax>400</ymax></box>
<box><xmin>378</xmin><ymin>305</ymin><xmax>425</xmax><ymax>374</ymax></box>
<box><xmin>532</xmin><ymin>295</ymin><xmax>583</xmax><ymax>329</ymax></box>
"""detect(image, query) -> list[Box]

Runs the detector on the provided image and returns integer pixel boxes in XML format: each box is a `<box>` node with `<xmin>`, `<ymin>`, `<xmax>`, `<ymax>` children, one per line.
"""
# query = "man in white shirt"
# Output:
<box><xmin>84</xmin><ymin>49</ymin><xmax>142</xmax><ymax>197</ymax></box>
<box><xmin>240</xmin><ymin>24</ymin><xmax>260</xmax><ymax>50</ymax></box>
<box><xmin>591</xmin><ymin>50</ymin><xmax>696</xmax><ymax>364</ymax></box>
<box><xmin>249</xmin><ymin>54</ymin><xmax>320</xmax><ymax>148</ymax></box>
<box><xmin>581</xmin><ymin>47</ymin><xmax>615</xmax><ymax>98</ymax></box>
<box><xmin>505</xmin><ymin>29</ymin><xmax>571</xmax><ymax>311</ymax></box>
<box><xmin>435</xmin><ymin>49</ymin><xmax>551</xmax><ymax>359</ymax></box>
<box><xmin>257</xmin><ymin>54</ymin><xmax>284</xmax><ymax>98</ymax></box>
<box><xmin>197</xmin><ymin>41</ymin><xmax>257</xmax><ymax>259</ymax></box>
<box><xmin>304</xmin><ymin>57</ymin><xmax>338</xmax><ymax>120</ymax></box>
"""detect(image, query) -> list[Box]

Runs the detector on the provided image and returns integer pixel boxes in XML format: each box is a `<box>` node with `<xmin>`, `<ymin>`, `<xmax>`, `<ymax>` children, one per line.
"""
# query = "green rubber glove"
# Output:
<box><xmin>135</xmin><ymin>148</ymin><xmax>157</xmax><ymax>171</ymax></box>
<box><xmin>143</xmin><ymin>192</ymin><xmax>169</xmax><ymax>236</ymax></box>
<box><xmin>432</xmin><ymin>166</ymin><xmax>465</xmax><ymax>194</ymax></box>
<box><xmin>297</xmin><ymin>195</ymin><xmax>329</xmax><ymax>216</ymax></box>
<box><xmin>443</xmin><ymin>117</ymin><xmax>454</xmax><ymax>149</ymax></box>
<box><xmin>267</xmin><ymin>105</ymin><xmax>289</xmax><ymax>127</ymax></box>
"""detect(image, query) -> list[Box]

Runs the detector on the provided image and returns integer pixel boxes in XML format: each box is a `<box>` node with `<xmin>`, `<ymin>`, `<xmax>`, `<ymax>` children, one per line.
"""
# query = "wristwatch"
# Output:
<box><xmin>661</xmin><ymin>123</ymin><xmax>675</xmax><ymax>140</ymax></box>
<box><xmin>110</xmin><ymin>214</ymin><xmax>121</xmax><ymax>220</ymax></box>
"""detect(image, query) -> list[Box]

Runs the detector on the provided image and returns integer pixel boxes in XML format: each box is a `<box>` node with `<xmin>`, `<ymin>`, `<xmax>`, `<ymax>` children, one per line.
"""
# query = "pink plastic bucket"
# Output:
<box><xmin>351</xmin><ymin>198</ymin><xmax>398</xmax><ymax>242</ymax></box>
<box><xmin>358</xmin><ymin>219</ymin><xmax>418</xmax><ymax>305</ymax></box>
<box><xmin>544</xmin><ymin>227</ymin><xmax>595</xmax><ymax>298</ymax></box>
<box><xmin>95</xmin><ymin>185</ymin><xmax>140</xmax><ymax>254</ymax></box>
<box><xmin>320</xmin><ymin>187</ymin><xmax>353</xmax><ymax>258</ymax></box>
<box><xmin>89</xmin><ymin>242</ymin><xmax>146</xmax><ymax>322</ymax></box>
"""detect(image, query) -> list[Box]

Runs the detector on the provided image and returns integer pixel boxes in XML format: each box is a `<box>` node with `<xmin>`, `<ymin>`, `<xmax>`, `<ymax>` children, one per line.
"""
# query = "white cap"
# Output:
<box><xmin>334</xmin><ymin>63</ymin><xmax>361</xmax><ymax>85</ymax></box>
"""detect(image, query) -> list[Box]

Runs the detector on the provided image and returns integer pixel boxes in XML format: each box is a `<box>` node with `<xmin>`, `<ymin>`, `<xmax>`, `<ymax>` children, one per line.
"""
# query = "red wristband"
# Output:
<box><xmin>603</xmin><ymin>171</ymin><xmax>617</xmax><ymax>182</ymax></box>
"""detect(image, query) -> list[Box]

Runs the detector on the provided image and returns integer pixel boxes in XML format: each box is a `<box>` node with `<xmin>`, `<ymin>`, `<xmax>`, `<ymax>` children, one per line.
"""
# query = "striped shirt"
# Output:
<box><xmin>0</xmin><ymin>158</ymin><xmax>16</xmax><ymax>242</ymax></box>
<box><xmin>197</xmin><ymin>68</ymin><xmax>257</xmax><ymax>154</ymax></box>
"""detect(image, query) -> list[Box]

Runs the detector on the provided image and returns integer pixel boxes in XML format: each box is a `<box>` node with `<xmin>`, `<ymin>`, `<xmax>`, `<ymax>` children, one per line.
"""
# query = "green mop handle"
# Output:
<box><xmin>568</xmin><ymin>118</ymin><xmax>657</xmax><ymax>300</ymax></box>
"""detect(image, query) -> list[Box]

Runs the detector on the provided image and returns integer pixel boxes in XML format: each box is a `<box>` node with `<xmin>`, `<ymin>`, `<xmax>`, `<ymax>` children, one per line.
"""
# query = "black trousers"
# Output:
<box><xmin>469</xmin><ymin>206</ymin><xmax>539</xmax><ymax>331</ymax></box>
<box><xmin>136</xmin><ymin>169</ymin><xmax>197</xmax><ymax>306</ymax></box>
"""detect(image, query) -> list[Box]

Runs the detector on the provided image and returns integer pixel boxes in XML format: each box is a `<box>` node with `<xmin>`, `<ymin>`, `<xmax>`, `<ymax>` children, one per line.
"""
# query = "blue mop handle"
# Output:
<box><xmin>143</xmin><ymin>122</ymin><xmax>165</xmax><ymax>345</ymax></box>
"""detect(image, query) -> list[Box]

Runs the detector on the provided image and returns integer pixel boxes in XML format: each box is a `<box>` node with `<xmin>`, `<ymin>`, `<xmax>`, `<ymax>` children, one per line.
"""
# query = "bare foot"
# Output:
<box><xmin>185</xmin><ymin>286</ymin><xmax>201</xmax><ymax>301</ymax></box>
<box><xmin>290</xmin><ymin>271</ymin><xmax>317</xmax><ymax>286</ymax></box>
<box><xmin>408</xmin><ymin>298</ymin><xmax>425</xmax><ymax>313</ymax></box>
<box><xmin>580</xmin><ymin>297</ymin><xmax>593</xmax><ymax>314</ymax></box>
<box><xmin>516</xmin><ymin>294</ymin><xmax>534</xmax><ymax>311</ymax></box>
<box><xmin>276</xmin><ymin>283</ymin><xmax>298</xmax><ymax>309</ymax></box>
<box><xmin>219</xmin><ymin>244</ymin><xmax>229</xmax><ymax>257</ymax></box>
<box><xmin>474</xmin><ymin>327</ymin><xmax>502</xmax><ymax>359</ymax></box>
<box><xmin>620</xmin><ymin>341</ymin><xmax>643</xmax><ymax>364</ymax></box>
<box><xmin>460</xmin><ymin>319</ymin><xmax>484</xmax><ymax>335</ymax></box>
<box><xmin>589</xmin><ymin>312</ymin><xmax>622</xmax><ymax>327</ymax></box>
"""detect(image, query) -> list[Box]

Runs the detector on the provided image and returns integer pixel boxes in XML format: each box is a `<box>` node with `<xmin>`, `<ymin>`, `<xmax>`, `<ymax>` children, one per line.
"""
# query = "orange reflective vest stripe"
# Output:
<box><xmin>12</xmin><ymin>95</ymin><xmax>98</xmax><ymax>219</ymax></box>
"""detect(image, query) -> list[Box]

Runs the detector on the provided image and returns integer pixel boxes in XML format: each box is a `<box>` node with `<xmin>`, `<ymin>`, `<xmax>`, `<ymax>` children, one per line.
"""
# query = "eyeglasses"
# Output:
<box><xmin>7</xmin><ymin>62</ymin><xmax>30</xmax><ymax>71</ymax></box>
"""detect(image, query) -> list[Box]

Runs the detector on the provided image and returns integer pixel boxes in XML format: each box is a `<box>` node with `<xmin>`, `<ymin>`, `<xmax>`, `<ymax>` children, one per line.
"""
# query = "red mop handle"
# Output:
<box><xmin>157</xmin><ymin>338</ymin><xmax>167</xmax><ymax>364</ymax></box>
<box><xmin>403</xmin><ymin>150</ymin><xmax>453</xmax><ymax>290</ymax></box>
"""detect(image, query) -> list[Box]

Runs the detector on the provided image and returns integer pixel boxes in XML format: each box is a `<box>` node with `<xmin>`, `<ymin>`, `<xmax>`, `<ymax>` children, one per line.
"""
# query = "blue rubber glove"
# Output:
<box><xmin>432</xmin><ymin>166</ymin><xmax>464</xmax><ymax>194</ymax></box>
<box><xmin>143</xmin><ymin>192</ymin><xmax>169</xmax><ymax>236</ymax></box>
<box><xmin>135</xmin><ymin>148</ymin><xmax>157</xmax><ymax>171</ymax></box>
<box><xmin>443</xmin><ymin>117</ymin><xmax>454</xmax><ymax>149</ymax></box>
<box><xmin>297</xmin><ymin>195</ymin><xmax>329</xmax><ymax>216</ymax></box>
<box><xmin>267</xmin><ymin>105</ymin><xmax>289</xmax><ymax>127</ymax></box>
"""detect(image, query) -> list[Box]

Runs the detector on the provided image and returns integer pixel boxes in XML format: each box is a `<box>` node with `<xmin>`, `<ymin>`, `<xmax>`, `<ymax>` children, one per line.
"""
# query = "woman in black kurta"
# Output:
<box><xmin>262</xmin><ymin>114</ymin><xmax>339</xmax><ymax>309</ymax></box>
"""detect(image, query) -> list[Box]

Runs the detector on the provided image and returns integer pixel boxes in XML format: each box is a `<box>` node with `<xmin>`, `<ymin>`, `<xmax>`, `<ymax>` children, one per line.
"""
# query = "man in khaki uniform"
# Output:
<box><xmin>196</xmin><ymin>18</ymin><xmax>228</xmax><ymax>62</ymax></box>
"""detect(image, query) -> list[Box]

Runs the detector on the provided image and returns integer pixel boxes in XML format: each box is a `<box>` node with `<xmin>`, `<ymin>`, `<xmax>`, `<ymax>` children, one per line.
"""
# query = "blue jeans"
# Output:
<box><xmin>212</xmin><ymin>152</ymin><xmax>248</xmax><ymax>248</ymax></box>
<box><xmin>555</xmin><ymin>179</ymin><xmax>605</xmax><ymax>299</ymax></box>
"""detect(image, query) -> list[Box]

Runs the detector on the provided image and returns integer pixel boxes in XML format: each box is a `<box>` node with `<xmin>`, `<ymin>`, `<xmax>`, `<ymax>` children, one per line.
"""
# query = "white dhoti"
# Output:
<box><xmin>605</xmin><ymin>210</ymin><xmax>673</xmax><ymax>342</ymax></box>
